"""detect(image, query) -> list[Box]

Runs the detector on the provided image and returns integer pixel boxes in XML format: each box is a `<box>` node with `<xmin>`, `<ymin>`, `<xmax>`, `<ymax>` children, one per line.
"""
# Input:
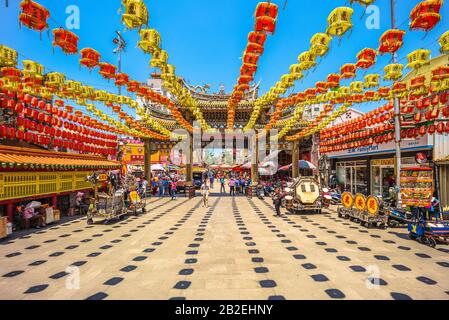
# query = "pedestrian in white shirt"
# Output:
<box><xmin>200</xmin><ymin>180</ymin><xmax>210</xmax><ymax>208</ymax></box>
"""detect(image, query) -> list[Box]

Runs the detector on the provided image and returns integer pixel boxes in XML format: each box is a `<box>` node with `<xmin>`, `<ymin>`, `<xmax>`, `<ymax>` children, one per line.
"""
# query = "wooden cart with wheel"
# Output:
<box><xmin>87</xmin><ymin>191</ymin><xmax>127</xmax><ymax>225</ymax></box>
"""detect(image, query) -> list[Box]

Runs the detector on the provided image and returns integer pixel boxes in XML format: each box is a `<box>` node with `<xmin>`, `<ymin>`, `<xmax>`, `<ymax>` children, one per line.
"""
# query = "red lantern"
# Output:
<box><xmin>115</xmin><ymin>73</ymin><xmax>129</xmax><ymax>87</ymax></box>
<box><xmin>356</xmin><ymin>48</ymin><xmax>377</xmax><ymax>69</ymax></box>
<box><xmin>327</xmin><ymin>74</ymin><xmax>340</xmax><ymax>88</ymax></box>
<box><xmin>419</xmin><ymin>125</ymin><xmax>428</xmax><ymax>135</ymax></box>
<box><xmin>315</xmin><ymin>82</ymin><xmax>328</xmax><ymax>94</ymax></box>
<box><xmin>243</xmin><ymin>52</ymin><xmax>259</xmax><ymax>66</ymax></box>
<box><xmin>127</xmin><ymin>80</ymin><xmax>140</xmax><ymax>93</ymax></box>
<box><xmin>246</xmin><ymin>42</ymin><xmax>264</xmax><ymax>56</ymax></box>
<box><xmin>240</xmin><ymin>63</ymin><xmax>257</xmax><ymax>77</ymax></box>
<box><xmin>254</xmin><ymin>2</ymin><xmax>278</xmax><ymax>34</ymax></box>
<box><xmin>410</xmin><ymin>0</ymin><xmax>443</xmax><ymax>32</ymax></box>
<box><xmin>99</xmin><ymin>63</ymin><xmax>116</xmax><ymax>80</ymax></box>
<box><xmin>19</xmin><ymin>0</ymin><xmax>50</xmax><ymax>32</ymax></box>
<box><xmin>431</xmin><ymin>66</ymin><xmax>449</xmax><ymax>81</ymax></box>
<box><xmin>1</xmin><ymin>67</ymin><xmax>21</xmax><ymax>81</ymax></box>
<box><xmin>52</xmin><ymin>29</ymin><xmax>79</xmax><ymax>55</ymax></box>
<box><xmin>340</xmin><ymin>64</ymin><xmax>357</xmax><ymax>79</ymax></box>
<box><xmin>248</xmin><ymin>31</ymin><xmax>267</xmax><ymax>47</ymax></box>
<box><xmin>379</xmin><ymin>29</ymin><xmax>405</xmax><ymax>54</ymax></box>
<box><xmin>305</xmin><ymin>88</ymin><xmax>317</xmax><ymax>100</ymax></box>
<box><xmin>80</xmin><ymin>48</ymin><xmax>101</xmax><ymax>69</ymax></box>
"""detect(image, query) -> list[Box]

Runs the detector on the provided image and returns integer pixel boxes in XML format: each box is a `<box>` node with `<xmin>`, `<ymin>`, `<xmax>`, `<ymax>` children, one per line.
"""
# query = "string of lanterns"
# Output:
<box><xmin>0</xmin><ymin>47</ymin><xmax>171</xmax><ymax>141</ymax></box>
<box><xmin>135</xmin><ymin>22</ymin><xmax>209</xmax><ymax>131</ymax></box>
<box><xmin>228</xmin><ymin>1</ymin><xmax>279</xmax><ymax>129</ymax></box>
<box><xmin>17</xmin><ymin>0</ymin><xmax>183</xmax><ymax>137</ymax></box>
<box><xmin>269</xmin><ymin>1</ymin><xmax>447</xmax><ymax>141</ymax></box>
<box><xmin>246</xmin><ymin>5</ymin><xmax>357</xmax><ymax>130</ymax></box>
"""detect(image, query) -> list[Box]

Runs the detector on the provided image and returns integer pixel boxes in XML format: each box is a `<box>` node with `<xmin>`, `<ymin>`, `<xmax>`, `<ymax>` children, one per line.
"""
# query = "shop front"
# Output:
<box><xmin>328</xmin><ymin>135</ymin><xmax>433</xmax><ymax>197</ymax></box>
<box><xmin>0</xmin><ymin>145</ymin><xmax>121</xmax><ymax>239</ymax></box>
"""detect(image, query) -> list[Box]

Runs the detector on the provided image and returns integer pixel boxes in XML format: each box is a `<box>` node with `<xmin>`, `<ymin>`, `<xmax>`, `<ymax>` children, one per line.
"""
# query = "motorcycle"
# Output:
<box><xmin>382</xmin><ymin>197</ymin><xmax>412</xmax><ymax>227</ymax></box>
<box><xmin>321</xmin><ymin>188</ymin><xmax>333</xmax><ymax>208</ymax></box>
<box><xmin>330</xmin><ymin>190</ymin><xmax>342</xmax><ymax>205</ymax></box>
<box><xmin>255</xmin><ymin>185</ymin><xmax>265</xmax><ymax>200</ymax></box>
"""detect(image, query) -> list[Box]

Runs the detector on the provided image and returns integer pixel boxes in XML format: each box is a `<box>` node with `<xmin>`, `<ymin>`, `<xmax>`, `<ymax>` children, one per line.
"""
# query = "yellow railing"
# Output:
<box><xmin>0</xmin><ymin>171</ymin><xmax>93</xmax><ymax>202</ymax></box>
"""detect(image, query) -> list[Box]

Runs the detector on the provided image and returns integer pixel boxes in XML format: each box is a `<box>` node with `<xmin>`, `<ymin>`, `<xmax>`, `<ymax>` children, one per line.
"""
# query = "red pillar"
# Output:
<box><xmin>52</xmin><ymin>195</ymin><xmax>58</xmax><ymax>208</ymax></box>
<box><xmin>6</xmin><ymin>202</ymin><xmax>14</xmax><ymax>223</ymax></box>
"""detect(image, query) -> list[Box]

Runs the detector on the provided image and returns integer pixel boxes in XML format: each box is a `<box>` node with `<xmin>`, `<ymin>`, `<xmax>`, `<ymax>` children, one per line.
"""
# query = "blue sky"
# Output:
<box><xmin>0</xmin><ymin>0</ymin><xmax>448</xmax><ymax>116</ymax></box>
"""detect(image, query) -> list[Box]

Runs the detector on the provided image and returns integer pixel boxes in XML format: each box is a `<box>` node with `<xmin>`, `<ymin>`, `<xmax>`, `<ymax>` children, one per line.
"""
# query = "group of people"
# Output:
<box><xmin>204</xmin><ymin>171</ymin><xmax>252</xmax><ymax>197</ymax></box>
<box><xmin>150</xmin><ymin>174</ymin><xmax>179</xmax><ymax>200</ymax></box>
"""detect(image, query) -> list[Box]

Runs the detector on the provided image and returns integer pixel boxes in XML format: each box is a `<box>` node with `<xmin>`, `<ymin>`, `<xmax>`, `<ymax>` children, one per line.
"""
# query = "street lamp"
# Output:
<box><xmin>390</xmin><ymin>0</ymin><xmax>403</xmax><ymax>207</ymax></box>
<box><xmin>113</xmin><ymin>31</ymin><xmax>126</xmax><ymax>95</ymax></box>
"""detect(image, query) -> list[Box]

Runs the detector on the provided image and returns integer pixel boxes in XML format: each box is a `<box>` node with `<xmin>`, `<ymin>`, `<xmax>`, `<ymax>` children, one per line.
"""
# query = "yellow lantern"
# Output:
<box><xmin>45</xmin><ymin>72</ymin><xmax>65</xmax><ymax>90</ymax></box>
<box><xmin>298</xmin><ymin>51</ymin><xmax>316</xmax><ymax>70</ymax></box>
<box><xmin>310</xmin><ymin>33</ymin><xmax>332</xmax><ymax>56</ymax></box>
<box><xmin>327</xmin><ymin>7</ymin><xmax>354</xmax><ymax>37</ymax></box>
<box><xmin>350</xmin><ymin>0</ymin><xmax>375</xmax><ymax>4</ymax></box>
<box><xmin>94</xmin><ymin>90</ymin><xmax>107</xmax><ymax>101</ymax></box>
<box><xmin>337</xmin><ymin>86</ymin><xmax>350</xmax><ymax>97</ymax></box>
<box><xmin>325</xmin><ymin>91</ymin><xmax>338</xmax><ymax>101</ymax></box>
<box><xmin>22</xmin><ymin>60</ymin><xmax>44</xmax><ymax>76</ymax></box>
<box><xmin>62</xmin><ymin>80</ymin><xmax>81</xmax><ymax>95</ymax></box>
<box><xmin>0</xmin><ymin>45</ymin><xmax>18</xmax><ymax>67</ymax></box>
<box><xmin>439</xmin><ymin>30</ymin><xmax>449</xmax><ymax>54</ymax></box>
<box><xmin>406</xmin><ymin>49</ymin><xmax>431</xmax><ymax>69</ymax></box>
<box><xmin>76</xmin><ymin>98</ymin><xmax>86</xmax><ymax>105</ymax></box>
<box><xmin>80</xmin><ymin>85</ymin><xmax>94</xmax><ymax>99</ymax></box>
<box><xmin>161</xmin><ymin>64</ymin><xmax>176</xmax><ymax>81</ymax></box>
<box><xmin>0</xmin><ymin>77</ymin><xmax>20</xmax><ymax>92</ymax></box>
<box><xmin>364</xmin><ymin>74</ymin><xmax>380</xmax><ymax>88</ymax></box>
<box><xmin>289</xmin><ymin>64</ymin><xmax>303</xmax><ymax>81</ymax></box>
<box><xmin>350</xmin><ymin>81</ymin><xmax>363</xmax><ymax>93</ymax></box>
<box><xmin>121</xmin><ymin>0</ymin><xmax>149</xmax><ymax>30</ymax></box>
<box><xmin>138</xmin><ymin>29</ymin><xmax>161</xmax><ymax>54</ymax></box>
<box><xmin>39</xmin><ymin>87</ymin><xmax>53</xmax><ymax>100</ymax></box>
<box><xmin>150</xmin><ymin>49</ymin><xmax>168</xmax><ymax>68</ymax></box>
<box><xmin>384</xmin><ymin>63</ymin><xmax>403</xmax><ymax>81</ymax></box>
<box><xmin>281</xmin><ymin>74</ymin><xmax>295</xmax><ymax>87</ymax></box>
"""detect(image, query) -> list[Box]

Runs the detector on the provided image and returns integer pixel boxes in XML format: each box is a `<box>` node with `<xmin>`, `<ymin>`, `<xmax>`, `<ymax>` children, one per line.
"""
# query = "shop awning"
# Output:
<box><xmin>0</xmin><ymin>145</ymin><xmax>121</xmax><ymax>170</ymax></box>
<box><xmin>436</xmin><ymin>156</ymin><xmax>449</xmax><ymax>165</ymax></box>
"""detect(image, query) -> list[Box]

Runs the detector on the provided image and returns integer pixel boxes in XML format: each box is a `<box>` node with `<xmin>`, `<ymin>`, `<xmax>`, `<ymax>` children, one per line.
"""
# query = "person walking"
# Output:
<box><xmin>272</xmin><ymin>188</ymin><xmax>286</xmax><ymax>217</ymax></box>
<box><xmin>229</xmin><ymin>178</ymin><xmax>235</xmax><ymax>197</ymax></box>
<box><xmin>158</xmin><ymin>178</ymin><xmax>164</xmax><ymax>197</ymax></box>
<box><xmin>200</xmin><ymin>180</ymin><xmax>210</xmax><ymax>208</ymax></box>
<box><xmin>170</xmin><ymin>180</ymin><xmax>177</xmax><ymax>200</ymax></box>
<box><xmin>209</xmin><ymin>171</ymin><xmax>215</xmax><ymax>189</ymax></box>
<box><xmin>220</xmin><ymin>175</ymin><xmax>226</xmax><ymax>193</ymax></box>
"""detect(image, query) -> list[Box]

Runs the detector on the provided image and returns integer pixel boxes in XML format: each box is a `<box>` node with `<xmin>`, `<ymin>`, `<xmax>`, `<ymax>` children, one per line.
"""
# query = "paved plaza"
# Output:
<box><xmin>1</xmin><ymin>190</ymin><xmax>449</xmax><ymax>300</ymax></box>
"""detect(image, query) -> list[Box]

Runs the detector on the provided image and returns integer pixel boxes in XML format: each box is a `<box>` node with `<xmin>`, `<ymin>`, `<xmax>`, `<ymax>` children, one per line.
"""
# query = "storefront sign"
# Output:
<box><xmin>371</xmin><ymin>159</ymin><xmax>395</xmax><ymax>166</ymax></box>
<box><xmin>354</xmin><ymin>194</ymin><xmax>367</xmax><ymax>211</ymax></box>
<box><xmin>415</xmin><ymin>152</ymin><xmax>428</xmax><ymax>164</ymax></box>
<box><xmin>342</xmin><ymin>192</ymin><xmax>354</xmax><ymax>208</ymax></box>
<box><xmin>366</xmin><ymin>196</ymin><xmax>380</xmax><ymax>216</ymax></box>
<box><xmin>328</xmin><ymin>135</ymin><xmax>431</xmax><ymax>159</ymax></box>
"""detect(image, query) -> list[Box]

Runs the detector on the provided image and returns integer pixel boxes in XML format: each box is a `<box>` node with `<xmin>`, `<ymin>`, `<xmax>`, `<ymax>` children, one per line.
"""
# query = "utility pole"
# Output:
<box><xmin>391</xmin><ymin>0</ymin><xmax>402</xmax><ymax>206</ymax></box>
<box><xmin>113</xmin><ymin>31</ymin><xmax>126</xmax><ymax>95</ymax></box>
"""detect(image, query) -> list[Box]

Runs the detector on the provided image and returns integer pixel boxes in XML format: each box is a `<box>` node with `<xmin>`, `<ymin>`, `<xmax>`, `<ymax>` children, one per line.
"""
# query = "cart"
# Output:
<box><xmin>87</xmin><ymin>191</ymin><xmax>127</xmax><ymax>225</ymax></box>
<box><xmin>408</xmin><ymin>214</ymin><xmax>449</xmax><ymax>247</ymax></box>
<box><xmin>285</xmin><ymin>177</ymin><xmax>323</xmax><ymax>215</ymax></box>
<box><xmin>126</xmin><ymin>190</ymin><xmax>146</xmax><ymax>216</ymax></box>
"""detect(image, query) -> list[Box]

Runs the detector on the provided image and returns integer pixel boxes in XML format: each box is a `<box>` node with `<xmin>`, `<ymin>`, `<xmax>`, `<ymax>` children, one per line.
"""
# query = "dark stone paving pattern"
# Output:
<box><xmin>1</xmin><ymin>196</ymin><xmax>448</xmax><ymax>300</ymax></box>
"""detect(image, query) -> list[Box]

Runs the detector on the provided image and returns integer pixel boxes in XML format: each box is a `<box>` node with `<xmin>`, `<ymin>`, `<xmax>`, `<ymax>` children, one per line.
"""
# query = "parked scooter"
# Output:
<box><xmin>255</xmin><ymin>185</ymin><xmax>265</xmax><ymax>200</ymax></box>
<box><xmin>381</xmin><ymin>188</ymin><xmax>412</xmax><ymax>227</ymax></box>
<box><xmin>330</xmin><ymin>190</ymin><xmax>342</xmax><ymax>205</ymax></box>
<box><xmin>321</xmin><ymin>188</ymin><xmax>333</xmax><ymax>208</ymax></box>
